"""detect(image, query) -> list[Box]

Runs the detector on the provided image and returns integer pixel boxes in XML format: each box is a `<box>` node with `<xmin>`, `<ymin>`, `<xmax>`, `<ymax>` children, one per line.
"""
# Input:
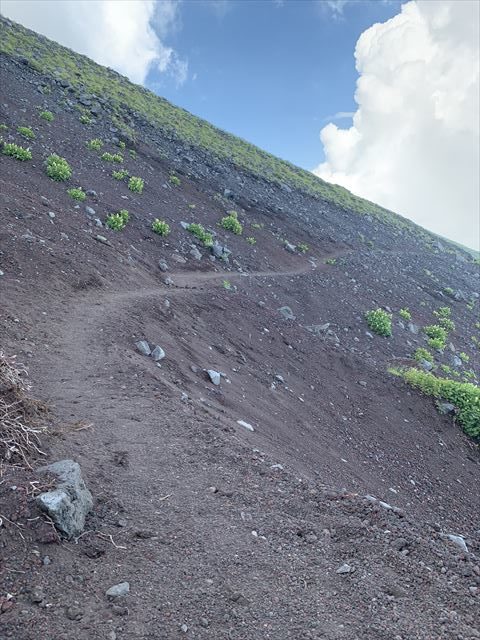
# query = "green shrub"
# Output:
<box><xmin>79</xmin><ymin>114</ymin><xmax>91</xmax><ymax>125</ymax></box>
<box><xmin>297</xmin><ymin>243</ymin><xmax>309</xmax><ymax>253</ymax></box>
<box><xmin>106</xmin><ymin>209</ymin><xmax>129</xmax><ymax>231</ymax></box>
<box><xmin>0</xmin><ymin>123</ymin><xmax>8</xmax><ymax>131</ymax></box>
<box><xmin>128</xmin><ymin>176</ymin><xmax>144</xmax><ymax>193</ymax></box>
<box><xmin>400</xmin><ymin>368</ymin><xmax>479</xmax><ymax>437</ymax></box>
<box><xmin>251</xmin><ymin>222</ymin><xmax>264</xmax><ymax>230</ymax></box>
<box><xmin>434</xmin><ymin>306</ymin><xmax>451</xmax><ymax>318</ymax></box>
<box><xmin>118</xmin><ymin>141</ymin><xmax>126</xmax><ymax>150</ymax></box>
<box><xmin>46</xmin><ymin>154</ymin><xmax>72</xmax><ymax>181</ymax></box>
<box><xmin>399</xmin><ymin>308</ymin><xmax>411</xmax><ymax>321</ymax></box>
<box><xmin>101</xmin><ymin>152</ymin><xmax>123</xmax><ymax>163</ymax></box>
<box><xmin>67</xmin><ymin>187</ymin><xmax>86</xmax><ymax>201</ymax></box>
<box><xmin>444</xmin><ymin>287</ymin><xmax>454</xmax><ymax>295</ymax></box>
<box><xmin>440</xmin><ymin>364</ymin><xmax>453</xmax><ymax>375</ymax></box>
<box><xmin>112</xmin><ymin>169</ymin><xmax>129</xmax><ymax>180</ymax></box>
<box><xmin>129</xmin><ymin>149</ymin><xmax>137</xmax><ymax>159</ymax></box>
<box><xmin>87</xmin><ymin>138</ymin><xmax>103</xmax><ymax>151</ymax></box>
<box><xmin>246</xmin><ymin>236</ymin><xmax>256</xmax><ymax>245</ymax></box>
<box><xmin>459</xmin><ymin>352</ymin><xmax>469</xmax><ymax>363</ymax></box>
<box><xmin>414</xmin><ymin>347</ymin><xmax>433</xmax><ymax>364</ymax></box>
<box><xmin>365</xmin><ymin>308</ymin><xmax>392</xmax><ymax>337</ymax></box>
<box><xmin>169</xmin><ymin>174</ymin><xmax>181</xmax><ymax>186</ymax></box>
<box><xmin>152</xmin><ymin>219</ymin><xmax>170</xmax><ymax>236</ymax></box>
<box><xmin>2</xmin><ymin>142</ymin><xmax>32</xmax><ymax>161</ymax></box>
<box><xmin>187</xmin><ymin>223</ymin><xmax>213</xmax><ymax>247</ymax></box>
<box><xmin>223</xmin><ymin>280</ymin><xmax>232</xmax><ymax>290</ymax></box>
<box><xmin>220</xmin><ymin>211</ymin><xmax>243</xmax><ymax>235</ymax></box>
<box><xmin>40</xmin><ymin>110</ymin><xmax>54</xmax><ymax>122</ymax></box>
<box><xmin>325</xmin><ymin>257</ymin><xmax>336</xmax><ymax>265</ymax></box>
<box><xmin>423</xmin><ymin>325</ymin><xmax>447</xmax><ymax>350</ymax></box>
<box><xmin>17</xmin><ymin>126</ymin><xmax>35</xmax><ymax>140</ymax></box>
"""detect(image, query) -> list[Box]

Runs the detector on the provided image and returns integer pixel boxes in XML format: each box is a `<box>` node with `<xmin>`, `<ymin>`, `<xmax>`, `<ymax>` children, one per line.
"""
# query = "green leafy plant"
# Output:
<box><xmin>40</xmin><ymin>110</ymin><xmax>54</xmax><ymax>122</ymax></box>
<box><xmin>365</xmin><ymin>309</ymin><xmax>392</xmax><ymax>337</ymax></box>
<box><xmin>187</xmin><ymin>223</ymin><xmax>213</xmax><ymax>247</ymax></box>
<box><xmin>434</xmin><ymin>306</ymin><xmax>451</xmax><ymax>319</ymax></box>
<box><xmin>399</xmin><ymin>308</ymin><xmax>411</xmax><ymax>321</ymax></box>
<box><xmin>67</xmin><ymin>187</ymin><xmax>86</xmax><ymax>201</ymax></box>
<box><xmin>128</xmin><ymin>176</ymin><xmax>144</xmax><ymax>193</ymax></box>
<box><xmin>101</xmin><ymin>151</ymin><xmax>123</xmax><ymax>163</ymax></box>
<box><xmin>414</xmin><ymin>347</ymin><xmax>433</xmax><ymax>364</ymax></box>
<box><xmin>440</xmin><ymin>364</ymin><xmax>453</xmax><ymax>375</ymax></box>
<box><xmin>423</xmin><ymin>325</ymin><xmax>447</xmax><ymax>350</ymax></box>
<box><xmin>79</xmin><ymin>114</ymin><xmax>91</xmax><ymax>125</ymax></box>
<box><xmin>0</xmin><ymin>123</ymin><xmax>8</xmax><ymax>131</ymax></box>
<box><xmin>169</xmin><ymin>174</ymin><xmax>181</xmax><ymax>186</ymax></box>
<box><xmin>325</xmin><ymin>257</ymin><xmax>336</xmax><ymax>265</ymax></box>
<box><xmin>152</xmin><ymin>219</ymin><xmax>170</xmax><ymax>236</ymax></box>
<box><xmin>129</xmin><ymin>149</ymin><xmax>137</xmax><ymax>159</ymax></box>
<box><xmin>297</xmin><ymin>243</ymin><xmax>309</xmax><ymax>253</ymax></box>
<box><xmin>45</xmin><ymin>154</ymin><xmax>72</xmax><ymax>181</ymax></box>
<box><xmin>86</xmin><ymin>138</ymin><xmax>103</xmax><ymax>151</ymax></box>
<box><xmin>251</xmin><ymin>222</ymin><xmax>264</xmax><ymax>230</ymax></box>
<box><xmin>459</xmin><ymin>352</ymin><xmax>470</xmax><ymax>363</ymax></box>
<box><xmin>444</xmin><ymin>287</ymin><xmax>454</xmax><ymax>296</ymax></box>
<box><xmin>188</xmin><ymin>204</ymin><xmax>196</xmax><ymax>209</ymax></box>
<box><xmin>17</xmin><ymin>125</ymin><xmax>35</xmax><ymax>140</ymax></box>
<box><xmin>246</xmin><ymin>236</ymin><xmax>256</xmax><ymax>245</ymax></box>
<box><xmin>118</xmin><ymin>141</ymin><xmax>126</xmax><ymax>150</ymax></box>
<box><xmin>2</xmin><ymin>142</ymin><xmax>32</xmax><ymax>160</ymax></box>
<box><xmin>220</xmin><ymin>210</ymin><xmax>243</xmax><ymax>235</ymax></box>
<box><xmin>223</xmin><ymin>280</ymin><xmax>232</xmax><ymax>290</ymax></box>
<box><xmin>398</xmin><ymin>368</ymin><xmax>479</xmax><ymax>437</ymax></box>
<box><xmin>106</xmin><ymin>209</ymin><xmax>129</xmax><ymax>231</ymax></box>
<box><xmin>112</xmin><ymin>169</ymin><xmax>129</xmax><ymax>180</ymax></box>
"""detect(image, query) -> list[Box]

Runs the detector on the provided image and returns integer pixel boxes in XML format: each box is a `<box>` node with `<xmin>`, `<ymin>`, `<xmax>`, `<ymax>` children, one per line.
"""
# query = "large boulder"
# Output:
<box><xmin>36</xmin><ymin>460</ymin><xmax>93</xmax><ymax>539</ymax></box>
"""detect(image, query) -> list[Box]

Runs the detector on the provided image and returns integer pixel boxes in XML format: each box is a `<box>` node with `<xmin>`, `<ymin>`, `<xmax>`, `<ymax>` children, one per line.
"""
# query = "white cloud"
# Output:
<box><xmin>1</xmin><ymin>0</ymin><xmax>188</xmax><ymax>86</ymax></box>
<box><xmin>314</xmin><ymin>1</ymin><xmax>480</xmax><ymax>249</ymax></box>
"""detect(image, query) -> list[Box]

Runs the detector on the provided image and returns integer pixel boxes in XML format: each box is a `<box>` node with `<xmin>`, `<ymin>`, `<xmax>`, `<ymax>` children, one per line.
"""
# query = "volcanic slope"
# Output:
<box><xmin>0</xmin><ymin>17</ymin><xmax>479</xmax><ymax>640</ymax></box>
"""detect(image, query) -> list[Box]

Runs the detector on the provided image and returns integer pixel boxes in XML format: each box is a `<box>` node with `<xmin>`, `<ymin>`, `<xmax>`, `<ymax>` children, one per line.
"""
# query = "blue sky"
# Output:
<box><xmin>147</xmin><ymin>0</ymin><xmax>402</xmax><ymax>171</ymax></box>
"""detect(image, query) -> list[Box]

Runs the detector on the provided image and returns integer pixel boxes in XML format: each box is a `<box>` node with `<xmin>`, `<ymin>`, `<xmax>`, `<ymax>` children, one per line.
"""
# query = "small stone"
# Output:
<box><xmin>135</xmin><ymin>340</ymin><xmax>151</xmax><ymax>356</ymax></box>
<box><xmin>469</xmin><ymin>586</ymin><xmax>478</xmax><ymax>596</ymax></box>
<box><xmin>48</xmin><ymin>211</ymin><xmax>55</xmax><ymax>219</ymax></box>
<box><xmin>358</xmin><ymin>381</ymin><xmax>367</xmax><ymax>387</ymax></box>
<box><xmin>190</xmin><ymin>246</ymin><xmax>202</xmax><ymax>260</ymax></box>
<box><xmin>284</xmin><ymin>242</ymin><xmax>296</xmax><ymax>253</ymax></box>
<box><xmin>181</xmin><ymin>624</ymin><xmax>188</xmax><ymax>633</ymax></box>
<box><xmin>207</xmin><ymin>370</ymin><xmax>221</xmax><ymax>385</ymax></box>
<box><xmin>106</xmin><ymin>582</ymin><xmax>130</xmax><ymax>598</ymax></box>
<box><xmin>111</xmin><ymin>604</ymin><xmax>129</xmax><ymax>616</ymax></box>
<box><xmin>437</xmin><ymin>402</ymin><xmax>455</xmax><ymax>415</ymax></box>
<box><xmin>407</xmin><ymin>323</ymin><xmax>419</xmax><ymax>334</ymax></box>
<box><xmin>237</xmin><ymin>420</ymin><xmax>254</xmax><ymax>432</ymax></box>
<box><xmin>158</xmin><ymin>260</ymin><xmax>169</xmax><ymax>272</ymax></box>
<box><xmin>164</xmin><ymin>276</ymin><xmax>174</xmax><ymax>286</ymax></box>
<box><xmin>274</xmin><ymin>374</ymin><xmax>285</xmax><ymax>383</ymax></box>
<box><xmin>86</xmin><ymin>190</ymin><xmax>97</xmax><ymax>197</ymax></box>
<box><xmin>95</xmin><ymin>235</ymin><xmax>111</xmax><ymax>246</ymax></box>
<box><xmin>445</xmin><ymin>534</ymin><xmax>468</xmax><ymax>554</ymax></box>
<box><xmin>85</xmin><ymin>206</ymin><xmax>96</xmax><ymax>216</ymax></box>
<box><xmin>278</xmin><ymin>306</ymin><xmax>295</xmax><ymax>320</ymax></box>
<box><xmin>65</xmin><ymin>605</ymin><xmax>84</xmax><ymax>621</ymax></box>
<box><xmin>151</xmin><ymin>346</ymin><xmax>165</xmax><ymax>361</ymax></box>
<box><xmin>30</xmin><ymin>586</ymin><xmax>45</xmax><ymax>603</ymax></box>
<box><xmin>42</xmin><ymin>556</ymin><xmax>51</xmax><ymax>566</ymax></box>
<box><xmin>336</xmin><ymin>563</ymin><xmax>353</xmax><ymax>574</ymax></box>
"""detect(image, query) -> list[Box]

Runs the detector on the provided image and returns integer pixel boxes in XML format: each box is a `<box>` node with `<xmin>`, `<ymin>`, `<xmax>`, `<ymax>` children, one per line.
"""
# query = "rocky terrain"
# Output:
<box><xmin>0</xmin><ymin>16</ymin><xmax>479</xmax><ymax>640</ymax></box>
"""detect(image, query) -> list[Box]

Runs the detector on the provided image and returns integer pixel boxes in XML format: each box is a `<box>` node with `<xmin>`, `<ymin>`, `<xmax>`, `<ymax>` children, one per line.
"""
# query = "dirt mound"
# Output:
<box><xmin>0</xmin><ymin>37</ymin><xmax>479</xmax><ymax>640</ymax></box>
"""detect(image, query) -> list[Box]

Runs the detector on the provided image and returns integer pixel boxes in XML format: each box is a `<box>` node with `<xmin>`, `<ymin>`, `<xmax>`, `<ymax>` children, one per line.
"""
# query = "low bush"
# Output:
<box><xmin>86</xmin><ymin>138</ymin><xmax>103</xmax><ymax>151</ymax></box>
<box><xmin>2</xmin><ymin>142</ymin><xmax>32</xmax><ymax>161</ymax></box>
<box><xmin>220</xmin><ymin>211</ymin><xmax>243</xmax><ymax>235</ymax></box>
<box><xmin>459</xmin><ymin>352</ymin><xmax>470</xmax><ymax>363</ymax></box>
<box><xmin>414</xmin><ymin>347</ymin><xmax>433</xmax><ymax>364</ymax></box>
<box><xmin>246</xmin><ymin>236</ymin><xmax>256</xmax><ymax>245</ymax></box>
<box><xmin>152</xmin><ymin>219</ymin><xmax>170</xmax><ymax>236</ymax></box>
<box><xmin>101</xmin><ymin>152</ymin><xmax>123</xmax><ymax>163</ymax></box>
<box><xmin>17</xmin><ymin>126</ymin><xmax>35</xmax><ymax>140</ymax></box>
<box><xmin>118</xmin><ymin>141</ymin><xmax>126</xmax><ymax>150</ymax></box>
<box><xmin>40</xmin><ymin>110</ymin><xmax>54</xmax><ymax>122</ymax></box>
<box><xmin>128</xmin><ymin>176</ymin><xmax>144</xmax><ymax>193</ymax></box>
<box><xmin>0</xmin><ymin>123</ymin><xmax>8</xmax><ymax>131</ymax></box>
<box><xmin>399</xmin><ymin>308</ymin><xmax>411</xmax><ymax>321</ymax></box>
<box><xmin>365</xmin><ymin>308</ymin><xmax>392</xmax><ymax>337</ymax></box>
<box><xmin>297</xmin><ymin>243</ymin><xmax>309</xmax><ymax>253</ymax></box>
<box><xmin>67</xmin><ymin>187</ymin><xmax>86</xmax><ymax>201</ymax></box>
<box><xmin>129</xmin><ymin>149</ymin><xmax>137</xmax><ymax>159</ymax></box>
<box><xmin>325</xmin><ymin>257</ymin><xmax>336</xmax><ymax>265</ymax></box>
<box><xmin>169</xmin><ymin>174</ymin><xmax>181</xmax><ymax>186</ymax></box>
<box><xmin>45</xmin><ymin>154</ymin><xmax>72</xmax><ymax>181</ymax></box>
<box><xmin>106</xmin><ymin>209</ymin><xmax>129</xmax><ymax>231</ymax></box>
<box><xmin>187</xmin><ymin>223</ymin><xmax>213</xmax><ymax>247</ymax></box>
<box><xmin>400</xmin><ymin>368</ymin><xmax>479</xmax><ymax>437</ymax></box>
<box><xmin>79</xmin><ymin>114</ymin><xmax>91</xmax><ymax>125</ymax></box>
<box><xmin>112</xmin><ymin>169</ymin><xmax>129</xmax><ymax>181</ymax></box>
<box><xmin>423</xmin><ymin>324</ymin><xmax>447</xmax><ymax>350</ymax></box>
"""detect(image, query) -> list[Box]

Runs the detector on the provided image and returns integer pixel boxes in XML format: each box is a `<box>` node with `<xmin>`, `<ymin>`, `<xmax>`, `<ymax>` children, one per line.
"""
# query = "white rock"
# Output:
<box><xmin>237</xmin><ymin>420</ymin><xmax>254</xmax><ymax>432</ymax></box>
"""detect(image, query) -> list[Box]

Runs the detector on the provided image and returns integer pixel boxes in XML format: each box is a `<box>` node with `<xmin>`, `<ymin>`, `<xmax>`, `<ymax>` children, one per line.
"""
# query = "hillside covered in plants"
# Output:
<box><xmin>0</xmin><ymin>16</ymin><xmax>479</xmax><ymax>640</ymax></box>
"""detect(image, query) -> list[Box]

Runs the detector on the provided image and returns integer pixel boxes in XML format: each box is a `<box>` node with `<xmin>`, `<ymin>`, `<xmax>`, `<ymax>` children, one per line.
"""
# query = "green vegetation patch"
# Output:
<box><xmin>112</xmin><ymin>169</ymin><xmax>129</xmax><ymax>181</ymax></box>
<box><xmin>152</xmin><ymin>219</ymin><xmax>170</xmax><ymax>236</ymax></box>
<box><xmin>17</xmin><ymin>125</ymin><xmax>35</xmax><ymax>140</ymax></box>
<box><xmin>399</xmin><ymin>308</ymin><xmax>411</xmax><ymax>321</ymax></box>
<box><xmin>187</xmin><ymin>223</ymin><xmax>213</xmax><ymax>247</ymax></box>
<box><xmin>128</xmin><ymin>176</ymin><xmax>144</xmax><ymax>193</ymax></box>
<box><xmin>169</xmin><ymin>175</ymin><xmax>181</xmax><ymax>186</ymax></box>
<box><xmin>423</xmin><ymin>325</ymin><xmax>447</xmax><ymax>350</ymax></box>
<box><xmin>414</xmin><ymin>347</ymin><xmax>433</xmax><ymax>364</ymax></box>
<box><xmin>86</xmin><ymin>138</ymin><xmax>103</xmax><ymax>151</ymax></box>
<box><xmin>365</xmin><ymin>308</ymin><xmax>392</xmax><ymax>337</ymax></box>
<box><xmin>220</xmin><ymin>211</ymin><xmax>242</xmax><ymax>235</ymax></box>
<box><xmin>67</xmin><ymin>187</ymin><xmax>86</xmax><ymax>201</ymax></box>
<box><xmin>46</xmin><ymin>154</ymin><xmax>71</xmax><ymax>181</ymax></box>
<box><xmin>101</xmin><ymin>151</ymin><xmax>123</xmax><ymax>163</ymax></box>
<box><xmin>246</xmin><ymin>236</ymin><xmax>256</xmax><ymax>245</ymax></box>
<box><xmin>40</xmin><ymin>110</ymin><xmax>54</xmax><ymax>122</ymax></box>
<box><xmin>106</xmin><ymin>209</ymin><xmax>129</xmax><ymax>231</ymax></box>
<box><xmin>2</xmin><ymin>141</ymin><xmax>32</xmax><ymax>160</ymax></box>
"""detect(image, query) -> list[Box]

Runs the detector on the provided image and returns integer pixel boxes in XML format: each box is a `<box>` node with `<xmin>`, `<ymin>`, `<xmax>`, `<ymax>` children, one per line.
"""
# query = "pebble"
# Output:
<box><xmin>237</xmin><ymin>419</ymin><xmax>254</xmax><ymax>432</ymax></box>
<box><xmin>158</xmin><ymin>260</ymin><xmax>169</xmax><ymax>272</ymax></box>
<box><xmin>85</xmin><ymin>206</ymin><xmax>96</xmax><ymax>216</ymax></box>
<box><xmin>135</xmin><ymin>340</ymin><xmax>151</xmax><ymax>356</ymax></box>
<box><xmin>48</xmin><ymin>211</ymin><xmax>55</xmax><ymax>219</ymax></box>
<box><xmin>106</xmin><ymin>582</ymin><xmax>130</xmax><ymax>598</ymax></box>
<box><xmin>336</xmin><ymin>563</ymin><xmax>353</xmax><ymax>574</ymax></box>
<box><xmin>207</xmin><ymin>370</ymin><xmax>221</xmax><ymax>385</ymax></box>
<box><xmin>65</xmin><ymin>605</ymin><xmax>84</xmax><ymax>621</ymax></box>
<box><xmin>30</xmin><ymin>586</ymin><xmax>45</xmax><ymax>603</ymax></box>
<box><xmin>151</xmin><ymin>346</ymin><xmax>166</xmax><ymax>361</ymax></box>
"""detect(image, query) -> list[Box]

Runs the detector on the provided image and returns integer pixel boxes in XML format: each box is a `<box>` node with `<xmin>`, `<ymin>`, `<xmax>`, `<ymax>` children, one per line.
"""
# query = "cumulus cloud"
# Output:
<box><xmin>1</xmin><ymin>0</ymin><xmax>187</xmax><ymax>86</ymax></box>
<box><xmin>314</xmin><ymin>1</ymin><xmax>480</xmax><ymax>249</ymax></box>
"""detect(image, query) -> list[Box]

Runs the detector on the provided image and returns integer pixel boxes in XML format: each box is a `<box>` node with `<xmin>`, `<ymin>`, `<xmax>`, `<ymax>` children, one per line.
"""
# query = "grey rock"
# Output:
<box><xmin>36</xmin><ymin>460</ymin><xmax>93</xmax><ymax>539</ymax></box>
<box><xmin>48</xmin><ymin>211</ymin><xmax>55</xmax><ymax>219</ymax></box>
<box><xmin>274</xmin><ymin>374</ymin><xmax>285</xmax><ymax>383</ymax></box>
<box><xmin>437</xmin><ymin>402</ymin><xmax>455</xmax><ymax>415</ymax></box>
<box><xmin>106</xmin><ymin>582</ymin><xmax>130</xmax><ymax>598</ymax></box>
<box><xmin>190</xmin><ymin>246</ymin><xmax>202</xmax><ymax>261</ymax></box>
<box><xmin>336</xmin><ymin>563</ymin><xmax>353</xmax><ymax>574</ymax></box>
<box><xmin>95</xmin><ymin>235</ymin><xmax>111</xmax><ymax>246</ymax></box>
<box><xmin>433</xmin><ymin>241</ymin><xmax>445</xmax><ymax>252</ymax></box>
<box><xmin>407</xmin><ymin>323</ymin><xmax>419</xmax><ymax>334</ymax></box>
<box><xmin>284</xmin><ymin>242</ymin><xmax>296</xmax><ymax>253</ymax></box>
<box><xmin>65</xmin><ymin>605</ymin><xmax>84</xmax><ymax>621</ymax></box>
<box><xmin>278</xmin><ymin>306</ymin><xmax>295</xmax><ymax>320</ymax></box>
<box><xmin>85</xmin><ymin>206</ymin><xmax>96</xmax><ymax>216</ymax></box>
<box><xmin>237</xmin><ymin>420</ymin><xmax>254</xmax><ymax>432</ymax></box>
<box><xmin>164</xmin><ymin>276</ymin><xmax>174</xmax><ymax>286</ymax></box>
<box><xmin>95</xmin><ymin>219</ymin><xmax>103</xmax><ymax>227</ymax></box>
<box><xmin>444</xmin><ymin>534</ymin><xmax>468</xmax><ymax>554</ymax></box>
<box><xmin>223</xmin><ymin>188</ymin><xmax>234</xmax><ymax>198</ymax></box>
<box><xmin>453</xmin><ymin>289</ymin><xmax>467</xmax><ymax>302</ymax></box>
<box><xmin>207</xmin><ymin>370</ymin><xmax>221</xmax><ymax>385</ymax></box>
<box><xmin>180</xmin><ymin>221</ymin><xmax>190</xmax><ymax>230</ymax></box>
<box><xmin>419</xmin><ymin>359</ymin><xmax>434</xmax><ymax>371</ymax></box>
<box><xmin>151</xmin><ymin>346</ymin><xmax>165</xmax><ymax>362</ymax></box>
<box><xmin>86</xmin><ymin>190</ymin><xmax>97</xmax><ymax>197</ymax></box>
<box><xmin>136</xmin><ymin>340</ymin><xmax>151</xmax><ymax>356</ymax></box>
<box><xmin>305</xmin><ymin>323</ymin><xmax>330</xmax><ymax>335</ymax></box>
<box><xmin>30</xmin><ymin>586</ymin><xmax>45</xmax><ymax>603</ymax></box>
<box><xmin>211</xmin><ymin>242</ymin><xmax>231</xmax><ymax>260</ymax></box>
<box><xmin>451</xmin><ymin>355</ymin><xmax>462</xmax><ymax>368</ymax></box>
<box><xmin>158</xmin><ymin>260</ymin><xmax>169</xmax><ymax>272</ymax></box>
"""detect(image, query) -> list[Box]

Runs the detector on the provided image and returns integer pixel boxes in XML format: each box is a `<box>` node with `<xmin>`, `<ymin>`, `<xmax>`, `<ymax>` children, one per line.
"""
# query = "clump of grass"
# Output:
<box><xmin>86</xmin><ymin>138</ymin><xmax>103</xmax><ymax>151</ymax></box>
<box><xmin>423</xmin><ymin>325</ymin><xmax>447</xmax><ymax>350</ymax></box>
<box><xmin>17</xmin><ymin>125</ymin><xmax>35</xmax><ymax>140</ymax></box>
<box><xmin>220</xmin><ymin>211</ymin><xmax>243</xmax><ymax>235</ymax></box>
<box><xmin>325</xmin><ymin>257</ymin><xmax>336</xmax><ymax>265</ymax></box>
<box><xmin>397</xmin><ymin>368</ymin><xmax>479</xmax><ymax>437</ymax></box>
<box><xmin>129</xmin><ymin>149</ymin><xmax>137</xmax><ymax>159</ymax></box>
<box><xmin>414</xmin><ymin>347</ymin><xmax>433</xmax><ymax>364</ymax></box>
<box><xmin>297</xmin><ymin>243</ymin><xmax>309</xmax><ymax>253</ymax></box>
<box><xmin>152</xmin><ymin>219</ymin><xmax>170</xmax><ymax>236</ymax></box>
<box><xmin>101</xmin><ymin>151</ymin><xmax>123</xmax><ymax>163</ymax></box>
<box><xmin>223</xmin><ymin>280</ymin><xmax>232</xmax><ymax>290</ymax></box>
<box><xmin>112</xmin><ymin>169</ymin><xmax>129</xmax><ymax>180</ymax></box>
<box><xmin>169</xmin><ymin>174</ymin><xmax>181</xmax><ymax>186</ymax></box>
<box><xmin>45</xmin><ymin>154</ymin><xmax>71</xmax><ymax>181</ymax></box>
<box><xmin>187</xmin><ymin>223</ymin><xmax>213</xmax><ymax>247</ymax></box>
<box><xmin>251</xmin><ymin>222</ymin><xmax>264</xmax><ymax>230</ymax></box>
<box><xmin>40</xmin><ymin>110</ymin><xmax>54</xmax><ymax>122</ymax></box>
<box><xmin>0</xmin><ymin>123</ymin><xmax>8</xmax><ymax>132</ymax></box>
<box><xmin>2</xmin><ymin>142</ymin><xmax>32</xmax><ymax>161</ymax></box>
<box><xmin>399</xmin><ymin>308</ymin><xmax>411</xmax><ymax>321</ymax></box>
<box><xmin>128</xmin><ymin>176</ymin><xmax>144</xmax><ymax>193</ymax></box>
<box><xmin>67</xmin><ymin>187</ymin><xmax>86</xmax><ymax>201</ymax></box>
<box><xmin>79</xmin><ymin>114</ymin><xmax>91</xmax><ymax>125</ymax></box>
<box><xmin>118</xmin><ymin>141</ymin><xmax>126</xmax><ymax>150</ymax></box>
<box><xmin>365</xmin><ymin>309</ymin><xmax>392</xmax><ymax>337</ymax></box>
<box><xmin>459</xmin><ymin>352</ymin><xmax>470</xmax><ymax>363</ymax></box>
<box><xmin>246</xmin><ymin>236</ymin><xmax>256</xmax><ymax>245</ymax></box>
<box><xmin>106</xmin><ymin>209</ymin><xmax>129</xmax><ymax>231</ymax></box>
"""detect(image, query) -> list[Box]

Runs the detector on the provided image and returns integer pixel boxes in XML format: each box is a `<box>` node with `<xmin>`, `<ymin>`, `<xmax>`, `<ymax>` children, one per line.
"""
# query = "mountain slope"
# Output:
<box><xmin>0</xmin><ymin>16</ymin><xmax>479</xmax><ymax>640</ymax></box>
